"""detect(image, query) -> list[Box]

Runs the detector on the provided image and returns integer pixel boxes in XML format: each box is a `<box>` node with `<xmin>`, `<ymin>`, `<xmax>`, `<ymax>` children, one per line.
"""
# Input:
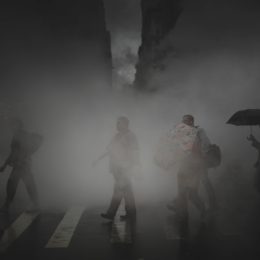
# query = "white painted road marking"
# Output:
<box><xmin>45</xmin><ymin>206</ymin><xmax>84</xmax><ymax>248</ymax></box>
<box><xmin>110</xmin><ymin>204</ymin><xmax>132</xmax><ymax>244</ymax></box>
<box><xmin>0</xmin><ymin>212</ymin><xmax>39</xmax><ymax>252</ymax></box>
<box><xmin>110</xmin><ymin>220</ymin><xmax>132</xmax><ymax>244</ymax></box>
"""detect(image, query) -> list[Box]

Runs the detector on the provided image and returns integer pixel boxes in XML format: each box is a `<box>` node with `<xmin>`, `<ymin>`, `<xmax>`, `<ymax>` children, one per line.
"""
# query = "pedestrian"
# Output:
<box><xmin>0</xmin><ymin>118</ymin><xmax>42</xmax><ymax>212</ymax></box>
<box><xmin>247</xmin><ymin>134</ymin><xmax>260</xmax><ymax>192</ymax></box>
<box><xmin>167</xmin><ymin>115</ymin><xmax>216</xmax><ymax>223</ymax></box>
<box><xmin>93</xmin><ymin>116</ymin><xmax>140</xmax><ymax>221</ymax></box>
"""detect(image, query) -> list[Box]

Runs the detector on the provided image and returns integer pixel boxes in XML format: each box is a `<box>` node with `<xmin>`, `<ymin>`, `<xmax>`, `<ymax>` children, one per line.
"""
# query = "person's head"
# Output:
<box><xmin>117</xmin><ymin>116</ymin><xmax>129</xmax><ymax>133</ymax></box>
<box><xmin>182</xmin><ymin>114</ymin><xmax>194</xmax><ymax>126</ymax></box>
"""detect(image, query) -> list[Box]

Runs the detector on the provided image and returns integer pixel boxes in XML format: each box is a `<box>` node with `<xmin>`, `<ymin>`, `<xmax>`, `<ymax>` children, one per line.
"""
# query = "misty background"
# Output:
<box><xmin>0</xmin><ymin>0</ymin><xmax>260</xmax><ymax>234</ymax></box>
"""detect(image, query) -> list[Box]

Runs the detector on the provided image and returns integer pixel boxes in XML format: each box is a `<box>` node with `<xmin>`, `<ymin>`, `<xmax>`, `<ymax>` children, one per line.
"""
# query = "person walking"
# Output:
<box><xmin>93</xmin><ymin>116</ymin><xmax>140</xmax><ymax>221</ymax></box>
<box><xmin>0</xmin><ymin>119</ymin><xmax>42</xmax><ymax>212</ymax></box>
<box><xmin>167</xmin><ymin>115</ymin><xmax>213</xmax><ymax>226</ymax></box>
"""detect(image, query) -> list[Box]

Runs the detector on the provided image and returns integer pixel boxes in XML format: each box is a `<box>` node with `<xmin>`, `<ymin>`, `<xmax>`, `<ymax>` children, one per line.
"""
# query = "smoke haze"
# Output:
<box><xmin>0</xmin><ymin>1</ymin><xmax>259</xmax><ymax>237</ymax></box>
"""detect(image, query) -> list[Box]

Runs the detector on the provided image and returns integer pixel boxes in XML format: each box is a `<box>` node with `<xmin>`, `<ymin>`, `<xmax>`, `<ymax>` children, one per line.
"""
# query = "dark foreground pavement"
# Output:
<box><xmin>0</xmin><ymin>203</ymin><xmax>260</xmax><ymax>260</ymax></box>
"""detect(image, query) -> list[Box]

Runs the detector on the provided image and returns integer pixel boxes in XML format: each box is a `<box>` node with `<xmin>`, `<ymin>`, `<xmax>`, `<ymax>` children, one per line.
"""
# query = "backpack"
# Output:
<box><xmin>204</xmin><ymin>144</ymin><xmax>221</xmax><ymax>168</ymax></box>
<box><xmin>154</xmin><ymin>124</ymin><xmax>198</xmax><ymax>170</ymax></box>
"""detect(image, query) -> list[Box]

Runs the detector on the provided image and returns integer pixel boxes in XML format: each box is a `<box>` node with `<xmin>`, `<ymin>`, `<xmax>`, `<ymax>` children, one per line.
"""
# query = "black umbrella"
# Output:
<box><xmin>227</xmin><ymin>109</ymin><xmax>260</xmax><ymax>126</ymax></box>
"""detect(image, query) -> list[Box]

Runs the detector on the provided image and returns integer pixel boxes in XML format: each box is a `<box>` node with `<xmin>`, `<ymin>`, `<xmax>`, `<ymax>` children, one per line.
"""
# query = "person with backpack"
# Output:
<box><xmin>172</xmin><ymin>115</ymin><xmax>206</xmax><ymax>222</ymax></box>
<box><xmin>0</xmin><ymin>118</ymin><xmax>43</xmax><ymax>213</ymax></box>
<box><xmin>166</xmin><ymin>115</ymin><xmax>220</xmax><ymax>225</ymax></box>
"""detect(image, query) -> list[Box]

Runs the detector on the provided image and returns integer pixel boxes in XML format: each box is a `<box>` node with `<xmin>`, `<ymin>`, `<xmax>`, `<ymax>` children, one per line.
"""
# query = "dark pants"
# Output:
<box><xmin>106</xmin><ymin>169</ymin><xmax>136</xmax><ymax>218</ymax></box>
<box><xmin>4</xmin><ymin>163</ymin><xmax>38</xmax><ymax>208</ymax></box>
<box><xmin>201</xmin><ymin>173</ymin><xmax>217</xmax><ymax>210</ymax></box>
<box><xmin>177</xmin><ymin>159</ymin><xmax>206</xmax><ymax>221</ymax></box>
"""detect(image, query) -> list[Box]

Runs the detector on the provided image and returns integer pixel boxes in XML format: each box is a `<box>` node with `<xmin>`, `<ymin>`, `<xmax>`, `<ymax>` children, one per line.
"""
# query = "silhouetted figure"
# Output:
<box><xmin>93</xmin><ymin>117</ymin><xmax>140</xmax><ymax>221</ymax></box>
<box><xmin>167</xmin><ymin>115</ymin><xmax>216</xmax><ymax>237</ymax></box>
<box><xmin>247</xmin><ymin>134</ymin><xmax>260</xmax><ymax>192</ymax></box>
<box><xmin>167</xmin><ymin>115</ymin><xmax>218</xmax><ymax>219</ymax></box>
<box><xmin>0</xmin><ymin>119</ymin><xmax>42</xmax><ymax>212</ymax></box>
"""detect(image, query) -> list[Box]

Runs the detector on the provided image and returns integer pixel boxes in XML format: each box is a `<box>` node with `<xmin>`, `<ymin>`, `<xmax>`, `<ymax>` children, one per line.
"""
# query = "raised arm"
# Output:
<box><xmin>92</xmin><ymin>151</ymin><xmax>109</xmax><ymax>167</ymax></box>
<box><xmin>247</xmin><ymin>134</ymin><xmax>260</xmax><ymax>150</ymax></box>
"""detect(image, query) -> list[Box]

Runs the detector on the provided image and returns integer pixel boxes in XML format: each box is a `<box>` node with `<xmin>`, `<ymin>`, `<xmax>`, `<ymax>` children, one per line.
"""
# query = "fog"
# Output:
<box><xmin>0</xmin><ymin>1</ymin><xmax>259</xmax><ymax>237</ymax></box>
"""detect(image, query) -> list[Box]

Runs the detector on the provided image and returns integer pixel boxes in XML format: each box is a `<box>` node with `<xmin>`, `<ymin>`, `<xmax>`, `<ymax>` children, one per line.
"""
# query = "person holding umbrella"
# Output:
<box><xmin>247</xmin><ymin>134</ymin><xmax>260</xmax><ymax>192</ymax></box>
<box><xmin>227</xmin><ymin>109</ymin><xmax>260</xmax><ymax>192</ymax></box>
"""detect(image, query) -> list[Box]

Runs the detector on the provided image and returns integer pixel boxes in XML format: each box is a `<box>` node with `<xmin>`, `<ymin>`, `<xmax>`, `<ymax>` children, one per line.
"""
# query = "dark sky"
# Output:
<box><xmin>174</xmin><ymin>0</ymin><xmax>260</xmax><ymax>48</ymax></box>
<box><xmin>1</xmin><ymin>0</ymin><xmax>260</xmax><ymax>88</ymax></box>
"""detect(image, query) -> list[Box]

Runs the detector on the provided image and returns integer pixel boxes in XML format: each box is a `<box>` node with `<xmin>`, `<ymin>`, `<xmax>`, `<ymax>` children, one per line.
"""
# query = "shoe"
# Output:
<box><xmin>101</xmin><ymin>213</ymin><xmax>114</xmax><ymax>221</ymax></box>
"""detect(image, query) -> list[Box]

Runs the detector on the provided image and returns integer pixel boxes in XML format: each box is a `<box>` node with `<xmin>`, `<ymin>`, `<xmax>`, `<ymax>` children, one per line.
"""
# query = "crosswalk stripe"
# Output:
<box><xmin>110</xmin><ymin>219</ymin><xmax>132</xmax><ymax>244</ymax></box>
<box><xmin>110</xmin><ymin>204</ymin><xmax>132</xmax><ymax>244</ymax></box>
<box><xmin>0</xmin><ymin>211</ymin><xmax>39</xmax><ymax>252</ymax></box>
<box><xmin>45</xmin><ymin>206</ymin><xmax>84</xmax><ymax>248</ymax></box>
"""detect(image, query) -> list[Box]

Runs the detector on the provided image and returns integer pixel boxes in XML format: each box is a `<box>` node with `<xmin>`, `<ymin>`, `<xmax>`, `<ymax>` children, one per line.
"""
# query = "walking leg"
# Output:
<box><xmin>189</xmin><ymin>188</ymin><xmax>206</xmax><ymax>219</ymax></box>
<box><xmin>106</xmin><ymin>180</ymin><xmax>124</xmax><ymax>218</ymax></box>
<box><xmin>124</xmin><ymin>179</ymin><xmax>136</xmax><ymax>220</ymax></box>
<box><xmin>22</xmin><ymin>170</ymin><xmax>39</xmax><ymax>209</ymax></box>
<box><xmin>177</xmin><ymin>173</ymin><xmax>189</xmax><ymax>238</ymax></box>
<box><xmin>202</xmin><ymin>173</ymin><xmax>217</xmax><ymax>211</ymax></box>
<box><xmin>2</xmin><ymin>168</ymin><xmax>20</xmax><ymax>211</ymax></box>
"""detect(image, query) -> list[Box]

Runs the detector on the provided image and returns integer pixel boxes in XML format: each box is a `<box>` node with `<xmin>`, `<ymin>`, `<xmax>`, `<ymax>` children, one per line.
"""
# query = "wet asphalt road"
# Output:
<box><xmin>0</xmin><ymin>204</ymin><xmax>260</xmax><ymax>260</ymax></box>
